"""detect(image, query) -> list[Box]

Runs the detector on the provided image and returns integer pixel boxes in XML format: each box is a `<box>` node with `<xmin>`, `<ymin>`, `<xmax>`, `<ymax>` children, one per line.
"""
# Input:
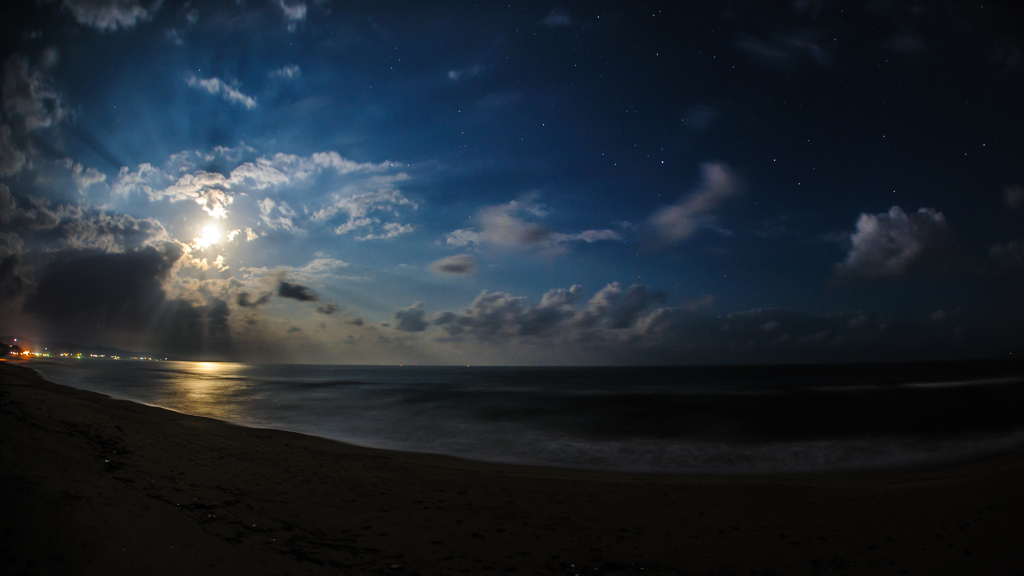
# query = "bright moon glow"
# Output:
<box><xmin>203</xmin><ymin>225</ymin><xmax>222</xmax><ymax>245</ymax></box>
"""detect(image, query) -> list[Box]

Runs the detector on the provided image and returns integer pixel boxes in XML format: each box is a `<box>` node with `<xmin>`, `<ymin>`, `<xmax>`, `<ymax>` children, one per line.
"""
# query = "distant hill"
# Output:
<box><xmin>0</xmin><ymin>337</ymin><xmax>167</xmax><ymax>360</ymax></box>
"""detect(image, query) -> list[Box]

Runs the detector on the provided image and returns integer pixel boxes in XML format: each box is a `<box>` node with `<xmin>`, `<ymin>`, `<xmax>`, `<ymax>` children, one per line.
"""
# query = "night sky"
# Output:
<box><xmin>1</xmin><ymin>0</ymin><xmax>1023</xmax><ymax>364</ymax></box>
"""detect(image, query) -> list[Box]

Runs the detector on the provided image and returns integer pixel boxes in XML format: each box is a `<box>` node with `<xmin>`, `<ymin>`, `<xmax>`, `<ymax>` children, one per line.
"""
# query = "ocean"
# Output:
<box><xmin>30</xmin><ymin>358</ymin><xmax>1024</xmax><ymax>475</ymax></box>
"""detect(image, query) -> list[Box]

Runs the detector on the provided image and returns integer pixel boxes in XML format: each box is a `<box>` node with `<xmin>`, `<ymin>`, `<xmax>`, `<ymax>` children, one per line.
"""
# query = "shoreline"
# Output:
<box><xmin>3</xmin><ymin>360</ymin><xmax>1023</xmax><ymax>575</ymax></box>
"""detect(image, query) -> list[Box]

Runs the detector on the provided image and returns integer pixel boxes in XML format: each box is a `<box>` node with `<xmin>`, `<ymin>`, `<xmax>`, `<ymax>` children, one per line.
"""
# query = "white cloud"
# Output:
<box><xmin>444</xmin><ymin>198</ymin><xmax>622</xmax><ymax>250</ymax></box>
<box><xmin>185</xmin><ymin>74</ymin><xmax>257</xmax><ymax>109</ymax></box>
<box><xmin>276</xmin><ymin>0</ymin><xmax>307</xmax><ymax>32</ymax></box>
<box><xmin>113</xmin><ymin>149</ymin><xmax>394</xmax><ymax>222</ymax></box>
<box><xmin>63</xmin><ymin>160</ymin><xmax>106</xmax><ymax>193</ymax></box>
<box><xmin>835</xmin><ymin>206</ymin><xmax>950</xmax><ymax>278</ymax></box>
<box><xmin>240</xmin><ymin>257</ymin><xmax>349</xmax><ymax>292</ymax></box>
<box><xmin>444</xmin><ymin>229</ymin><xmax>483</xmax><ymax>247</ymax></box>
<box><xmin>312</xmin><ymin>174</ymin><xmax>417</xmax><ymax>237</ymax></box>
<box><xmin>359</xmin><ymin>222</ymin><xmax>414</xmax><ymax>241</ymax></box>
<box><xmin>542</xmin><ymin>10</ymin><xmax>572</xmax><ymax>27</ymax></box>
<box><xmin>162</xmin><ymin>171</ymin><xmax>233</xmax><ymax>219</ymax></box>
<box><xmin>648</xmin><ymin>162</ymin><xmax>740</xmax><ymax>243</ymax></box>
<box><xmin>270</xmin><ymin>64</ymin><xmax>301</xmax><ymax>80</ymax></box>
<box><xmin>310</xmin><ymin>151</ymin><xmax>390</xmax><ymax>174</ymax></box>
<box><xmin>258</xmin><ymin>197</ymin><xmax>297</xmax><ymax>231</ymax></box>
<box><xmin>61</xmin><ymin>0</ymin><xmax>159</xmax><ymax>32</ymax></box>
<box><xmin>447</xmin><ymin>64</ymin><xmax>485</xmax><ymax>81</ymax></box>
<box><xmin>550</xmin><ymin>229</ymin><xmax>623</xmax><ymax>243</ymax></box>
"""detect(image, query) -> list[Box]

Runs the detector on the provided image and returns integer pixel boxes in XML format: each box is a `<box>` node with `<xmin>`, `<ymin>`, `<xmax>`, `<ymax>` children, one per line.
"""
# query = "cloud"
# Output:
<box><xmin>270</xmin><ymin>65</ymin><xmax>301</xmax><ymax>80</ymax></box>
<box><xmin>431</xmin><ymin>254</ymin><xmax>475</xmax><ymax>274</ymax></box>
<box><xmin>312</xmin><ymin>174</ymin><xmax>417</xmax><ymax>238</ymax></box>
<box><xmin>162</xmin><ymin>171</ymin><xmax>234</xmax><ymax>219</ymax></box>
<box><xmin>60</xmin><ymin>0</ymin><xmax>160</xmax><ymax>31</ymax></box>
<box><xmin>276</xmin><ymin>0</ymin><xmax>307</xmax><ymax>32</ymax></box>
<box><xmin>113</xmin><ymin>150</ymin><xmax>395</xmax><ymax>228</ymax></box>
<box><xmin>1005</xmin><ymin>186</ymin><xmax>1024</xmax><ymax>210</ymax></box>
<box><xmin>258</xmin><ymin>197</ymin><xmax>296</xmax><ymax>231</ymax></box>
<box><xmin>61</xmin><ymin>159</ymin><xmax>107</xmax><ymax>193</ymax></box>
<box><xmin>0</xmin><ymin>188</ymin><xmax>169</xmax><ymax>252</ymax></box>
<box><xmin>429</xmin><ymin>283</ymin><xmax>661</xmax><ymax>341</ymax></box>
<box><xmin>394</xmin><ymin>302</ymin><xmax>428</xmax><ymax>332</ymax></box>
<box><xmin>237</xmin><ymin>291</ymin><xmax>272</xmax><ymax>308</ymax></box>
<box><xmin>240</xmin><ymin>257</ymin><xmax>349</xmax><ymax>293</ymax></box>
<box><xmin>278</xmin><ymin>280</ymin><xmax>318</xmax><ymax>302</ymax></box>
<box><xmin>2</xmin><ymin>56</ymin><xmax>71</xmax><ymax>131</ymax></box>
<box><xmin>57</xmin><ymin>210</ymin><xmax>169</xmax><ymax>252</ymax></box>
<box><xmin>447</xmin><ymin>64</ymin><xmax>485</xmax><ymax>81</ymax></box>
<box><xmin>0</xmin><ymin>124</ymin><xmax>25</xmax><ymax>176</ymax></box>
<box><xmin>0</xmin><ymin>253</ymin><xmax>25</xmax><ymax>307</ymax></box>
<box><xmin>444</xmin><ymin>198</ymin><xmax>622</xmax><ymax>250</ymax></box>
<box><xmin>185</xmin><ymin>74</ymin><xmax>257</xmax><ymax>109</ymax></box>
<box><xmin>542</xmin><ymin>10</ymin><xmax>572</xmax><ymax>27</ymax></box>
<box><xmin>20</xmin><ymin>243</ymin><xmax>192</xmax><ymax>335</ymax></box>
<box><xmin>648</xmin><ymin>162</ymin><xmax>741</xmax><ymax>243</ymax></box>
<box><xmin>734</xmin><ymin>31</ymin><xmax>831</xmax><ymax>70</ymax></box>
<box><xmin>681</xmin><ymin>104</ymin><xmax>717</xmax><ymax>131</ymax></box>
<box><xmin>834</xmin><ymin>206</ymin><xmax>951</xmax><ymax>278</ymax></box>
<box><xmin>316</xmin><ymin>302</ymin><xmax>339</xmax><ymax>315</ymax></box>
<box><xmin>0</xmin><ymin>184</ymin><xmax>16</xmax><ymax>225</ymax></box>
<box><xmin>549</xmin><ymin>229</ymin><xmax>623</xmax><ymax>243</ymax></box>
<box><xmin>579</xmin><ymin>283</ymin><xmax>667</xmax><ymax>329</ymax></box>
<box><xmin>15</xmin><ymin>239</ymin><xmax>235</xmax><ymax>356</ymax></box>
<box><xmin>990</xmin><ymin>240</ymin><xmax>1024</xmax><ymax>273</ymax></box>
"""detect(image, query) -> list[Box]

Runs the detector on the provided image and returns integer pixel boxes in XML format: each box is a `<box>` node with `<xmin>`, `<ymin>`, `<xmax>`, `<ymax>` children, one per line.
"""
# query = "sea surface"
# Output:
<box><xmin>29</xmin><ymin>358</ymin><xmax>1024</xmax><ymax>475</ymax></box>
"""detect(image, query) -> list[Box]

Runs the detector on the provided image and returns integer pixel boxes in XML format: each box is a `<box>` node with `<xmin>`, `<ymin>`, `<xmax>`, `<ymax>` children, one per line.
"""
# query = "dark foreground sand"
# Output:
<box><xmin>2</xmin><ymin>361</ymin><xmax>1023</xmax><ymax>576</ymax></box>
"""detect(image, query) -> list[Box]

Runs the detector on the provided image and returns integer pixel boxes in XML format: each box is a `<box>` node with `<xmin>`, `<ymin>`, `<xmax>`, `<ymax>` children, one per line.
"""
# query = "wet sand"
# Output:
<box><xmin>2</xmin><ymin>360</ymin><xmax>1022</xmax><ymax>575</ymax></box>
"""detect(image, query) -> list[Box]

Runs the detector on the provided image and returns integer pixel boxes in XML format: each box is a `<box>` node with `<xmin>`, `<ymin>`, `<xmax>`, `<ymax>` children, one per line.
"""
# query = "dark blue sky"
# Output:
<box><xmin>1</xmin><ymin>0</ymin><xmax>1023</xmax><ymax>364</ymax></box>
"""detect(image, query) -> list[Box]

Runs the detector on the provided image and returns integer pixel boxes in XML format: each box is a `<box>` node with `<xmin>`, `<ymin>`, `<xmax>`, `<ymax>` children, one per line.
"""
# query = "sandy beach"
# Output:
<box><xmin>2</xmin><ymin>361</ymin><xmax>1023</xmax><ymax>576</ymax></box>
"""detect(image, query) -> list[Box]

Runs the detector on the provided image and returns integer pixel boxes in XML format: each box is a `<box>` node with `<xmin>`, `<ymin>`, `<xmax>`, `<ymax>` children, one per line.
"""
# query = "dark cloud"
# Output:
<box><xmin>278</xmin><ymin>280</ymin><xmax>318</xmax><ymax>301</ymax></box>
<box><xmin>0</xmin><ymin>253</ymin><xmax>25</xmax><ymax>306</ymax></box>
<box><xmin>0</xmin><ymin>232</ymin><xmax>22</xmax><ymax>258</ymax></box>
<box><xmin>834</xmin><ymin>206</ymin><xmax>953</xmax><ymax>278</ymax></box>
<box><xmin>0</xmin><ymin>124</ymin><xmax>25</xmax><ymax>176</ymax></box>
<box><xmin>348</xmin><ymin>317</ymin><xmax>365</xmax><ymax>327</ymax></box>
<box><xmin>316</xmin><ymin>302</ymin><xmax>340</xmax><ymax>314</ymax></box>
<box><xmin>18</xmin><ymin>243</ymin><xmax>237</xmax><ymax>358</ymax></box>
<box><xmin>990</xmin><ymin>240</ymin><xmax>1024</xmax><ymax>274</ymax></box>
<box><xmin>430</xmin><ymin>254</ymin><xmax>475</xmax><ymax>275</ymax></box>
<box><xmin>237</xmin><ymin>291</ymin><xmax>272</xmax><ymax>308</ymax></box>
<box><xmin>2</xmin><ymin>55</ymin><xmax>70</xmax><ymax>131</ymax></box>
<box><xmin>394</xmin><ymin>302</ymin><xmax>428</xmax><ymax>332</ymax></box>
<box><xmin>22</xmin><ymin>243</ymin><xmax>181</xmax><ymax>326</ymax></box>
<box><xmin>0</xmin><ymin>184</ymin><xmax>17</xmax><ymax>224</ymax></box>
<box><xmin>1005</xmin><ymin>187</ymin><xmax>1024</xmax><ymax>210</ymax></box>
<box><xmin>206</xmin><ymin>298</ymin><xmax>230</xmax><ymax>338</ymax></box>
<box><xmin>429</xmin><ymin>284</ymin><xmax>658</xmax><ymax>339</ymax></box>
<box><xmin>581</xmin><ymin>283</ymin><xmax>667</xmax><ymax>329</ymax></box>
